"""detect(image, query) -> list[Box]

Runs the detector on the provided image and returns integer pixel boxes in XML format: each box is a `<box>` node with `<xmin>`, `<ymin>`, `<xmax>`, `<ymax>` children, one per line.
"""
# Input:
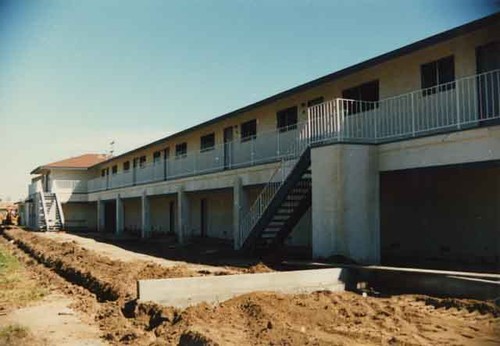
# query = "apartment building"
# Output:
<box><xmin>24</xmin><ymin>14</ymin><xmax>500</xmax><ymax>269</ymax></box>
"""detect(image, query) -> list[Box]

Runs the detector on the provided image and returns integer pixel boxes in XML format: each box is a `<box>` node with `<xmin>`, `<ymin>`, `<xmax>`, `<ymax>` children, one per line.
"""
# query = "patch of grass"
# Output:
<box><xmin>0</xmin><ymin>245</ymin><xmax>46</xmax><ymax>310</ymax></box>
<box><xmin>0</xmin><ymin>324</ymin><xmax>32</xmax><ymax>346</ymax></box>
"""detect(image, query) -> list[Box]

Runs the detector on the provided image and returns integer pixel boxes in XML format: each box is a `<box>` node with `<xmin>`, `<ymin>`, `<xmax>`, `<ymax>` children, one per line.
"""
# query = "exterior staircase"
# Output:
<box><xmin>240</xmin><ymin>147</ymin><xmax>311</xmax><ymax>253</ymax></box>
<box><xmin>38</xmin><ymin>191</ymin><xmax>64</xmax><ymax>231</ymax></box>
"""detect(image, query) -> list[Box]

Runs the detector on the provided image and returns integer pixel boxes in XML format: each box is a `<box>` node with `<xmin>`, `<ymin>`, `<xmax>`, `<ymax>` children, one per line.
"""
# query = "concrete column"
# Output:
<box><xmin>116</xmin><ymin>194</ymin><xmax>124</xmax><ymax>235</ymax></box>
<box><xmin>141</xmin><ymin>191</ymin><xmax>151</xmax><ymax>238</ymax></box>
<box><xmin>311</xmin><ymin>144</ymin><xmax>380</xmax><ymax>264</ymax></box>
<box><xmin>97</xmin><ymin>199</ymin><xmax>105</xmax><ymax>232</ymax></box>
<box><xmin>177</xmin><ymin>187</ymin><xmax>190</xmax><ymax>244</ymax></box>
<box><xmin>233</xmin><ymin>177</ymin><xmax>249</xmax><ymax>250</ymax></box>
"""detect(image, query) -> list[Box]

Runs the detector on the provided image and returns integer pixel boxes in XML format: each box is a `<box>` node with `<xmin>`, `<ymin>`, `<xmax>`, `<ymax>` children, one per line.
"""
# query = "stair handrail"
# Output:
<box><xmin>39</xmin><ymin>190</ymin><xmax>50</xmax><ymax>231</ymax></box>
<box><xmin>239</xmin><ymin>124</ymin><xmax>311</xmax><ymax>248</ymax></box>
<box><xmin>54</xmin><ymin>193</ymin><xmax>65</xmax><ymax>229</ymax></box>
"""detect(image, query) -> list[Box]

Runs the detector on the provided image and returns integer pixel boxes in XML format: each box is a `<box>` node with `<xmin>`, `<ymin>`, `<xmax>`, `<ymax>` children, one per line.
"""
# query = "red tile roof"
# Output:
<box><xmin>31</xmin><ymin>154</ymin><xmax>108</xmax><ymax>174</ymax></box>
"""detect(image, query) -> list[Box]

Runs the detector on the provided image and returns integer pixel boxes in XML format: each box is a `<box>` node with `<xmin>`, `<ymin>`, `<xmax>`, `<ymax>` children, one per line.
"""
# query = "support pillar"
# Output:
<box><xmin>177</xmin><ymin>187</ymin><xmax>190</xmax><ymax>244</ymax></box>
<box><xmin>116</xmin><ymin>194</ymin><xmax>124</xmax><ymax>235</ymax></box>
<box><xmin>233</xmin><ymin>177</ymin><xmax>249</xmax><ymax>250</ymax></box>
<box><xmin>311</xmin><ymin>144</ymin><xmax>380</xmax><ymax>264</ymax></box>
<box><xmin>97</xmin><ymin>199</ymin><xmax>105</xmax><ymax>232</ymax></box>
<box><xmin>141</xmin><ymin>191</ymin><xmax>151</xmax><ymax>239</ymax></box>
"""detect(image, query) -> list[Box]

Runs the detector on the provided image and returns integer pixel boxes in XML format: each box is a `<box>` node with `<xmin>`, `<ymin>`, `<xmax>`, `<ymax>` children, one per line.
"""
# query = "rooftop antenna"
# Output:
<box><xmin>109</xmin><ymin>140</ymin><xmax>115</xmax><ymax>157</ymax></box>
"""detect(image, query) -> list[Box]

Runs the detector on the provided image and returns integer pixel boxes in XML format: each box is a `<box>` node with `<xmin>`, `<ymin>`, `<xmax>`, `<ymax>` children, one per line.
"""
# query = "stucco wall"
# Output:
<box><xmin>311</xmin><ymin>144</ymin><xmax>380</xmax><ymax>263</ymax></box>
<box><xmin>62</xmin><ymin>202</ymin><xmax>97</xmax><ymax>231</ymax></box>
<box><xmin>380</xmin><ymin>164</ymin><xmax>500</xmax><ymax>268</ymax></box>
<box><xmin>149</xmin><ymin>195</ymin><xmax>176</xmax><ymax>234</ymax></box>
<box><xmin>188</xmin><ymin>189</ymin><xmax>234</xmax><ymax>240</ymax></box>
<box><xmin>123</xmin><ymin>198</ymin><xmax>141</xmax><ymax>233</ymax></box>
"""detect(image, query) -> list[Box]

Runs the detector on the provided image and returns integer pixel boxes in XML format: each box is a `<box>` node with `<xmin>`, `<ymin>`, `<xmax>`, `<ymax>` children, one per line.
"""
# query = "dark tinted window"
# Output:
<box><xmin>123</xmin><ymin>161</ymin><xmax>130</xmax><ymax>171</ymax></box>
<box><xmin>175</xmin><ymin>143</ymin><xmax>187</xmax><ymax>158</ymax></box>
<box><xmin>276</xmin><ymin>106</ymin><xmax>298</xmax><ymax>132</ymax></box>
<box><xmin>307</xmin><ymin>97</ymin><xmax>324</xmax><ymax>108</ymax></box>
<box><xmin>421</xmin><ymin>56</ymin><xmax>455</xmax><ymax>95</ymax></box>
<box><xmin>111</xmin><ymin>165</ymin><xmax>118</xmax><ymax>174</ymax></box>
<box><xmin>139</xmin><ymin>155</ymin><xmax>146</xmax><ymax>168</ymax></box>
<box><xmin>153</xmin><ymin>151</ymin><xmax>161</xmax><ymax>163</ymax></box>
<box><xmin>200</xmin><ymin>133</ymin><xmax>215</xmax><ymax>151</ymax></box>
<box><xmin>241</xmin><ymin>120</ymin><xmax>257</xmax><ymax>142</ymax></box>
<box><xmin>342</xmin><ymin>80</ymin><xmax>379</xmax><ymax>114</ymax></box>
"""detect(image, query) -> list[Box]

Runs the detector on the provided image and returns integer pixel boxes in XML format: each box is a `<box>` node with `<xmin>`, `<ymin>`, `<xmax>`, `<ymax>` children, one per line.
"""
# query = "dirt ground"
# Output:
<box><xmin>1</xmin><ymin>227</ymin><xmax>499</xmax><ymax>345</ymax></box>
<box><xmin>0</xmin><ymin>234</ymin><xmax>104</xmax><ymax>346</ymax></box>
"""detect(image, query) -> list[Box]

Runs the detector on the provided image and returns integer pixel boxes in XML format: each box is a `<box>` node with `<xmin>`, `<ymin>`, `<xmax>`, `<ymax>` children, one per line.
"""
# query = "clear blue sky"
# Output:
<box><xmin>0</xmin><ymin>0</ymin><xmax>497</xmax><ymax>201</ymax></box>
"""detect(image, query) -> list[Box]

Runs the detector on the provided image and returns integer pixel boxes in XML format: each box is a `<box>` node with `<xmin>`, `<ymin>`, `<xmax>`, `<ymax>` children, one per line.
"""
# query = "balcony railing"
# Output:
<box><xmin>50</xmin><ymin>179</ymin><xmax>88</xmax><ymax>194</ymax></box>
<box><xmin>307</xmin><ymin>69</ymin><xmax>500</xmax><ymax>144</ymax></box>
<box><xmin>87</xmin><ymin>69</ymin><xmax>499</xmax><ymax>193</ymax></box>
<box><xmin>87</xmin><ymin>124</ymin><xmax>304</xmax><ymax>192</ymax></box>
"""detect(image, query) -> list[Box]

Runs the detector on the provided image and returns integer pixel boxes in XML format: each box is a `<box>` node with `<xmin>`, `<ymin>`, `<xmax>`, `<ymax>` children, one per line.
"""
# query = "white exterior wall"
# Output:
<box><xmin>123</xmin><ymin>198</ymin><xmax>142</xmax><ymax>233</ymax></box>
<box><xmin>62</xmin><ymin>202</ymin><xmax>97</xmax><ymax>231</ymax></box>
<box><xmin>149</xmin><ymin>195</ymin><xmax>176</xmax><ymax>234</ymax></box>
<box><xmin>188</xmin><ymin>189</ymin><xmax>234</xmax><ymax>240</ymax></box>
<box><xmin>311</xmin><ymin>144</ymin><xmax>380</xmax><ymax>263</ymax></box>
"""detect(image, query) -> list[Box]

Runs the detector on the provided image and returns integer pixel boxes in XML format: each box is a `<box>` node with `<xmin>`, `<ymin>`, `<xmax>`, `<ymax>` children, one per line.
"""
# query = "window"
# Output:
<box><xmin>200</xmin><ymin>133</ymin><xmax>215</xmax><ymax>152</ymax></box>
<box><xmin>111</xmin><ymin>165</ymin><xmax>118</xmax><ymax>174</ymax></box>
<box><xmin>175</xmin><ymin>142</ymin><xmax>187</xmax><ymax>158</ymax></box>
<box><xmin>307</xmin><ymin>97</ymin><xmax>324</xmax><ymax>108</ymax></box>
<box><xmin>240</xmin><ymin>119</ymin><xmax>257</xmax><ymax>142</ymax></box>
<box><xmin>342</xmin><ymin>80</ymin><xmax>379</xmax><ymax>114</ymax></box>
<box><xmin>101</xmin><ymin>169</ymin><xmax>107</xmax><ymax>177</ymax></box>
<box><xmin>421</xmin><ymin>56</ymin><xmax>455</xmax><ymax>95</ymax></box>
<box><xmin>276</xmin><ymin>106</ymin><xmax>298</xmax><ymax>132</ymax></box>
<box><xmin>123</xmin><ymin>161</ymin><xmax>130</xmax><ymax>171</ymax></box>
<box><xmin>139</xmin><ymin>155</ymin><xmax>146</xmax><ymax>168</ymax></box>
<box><xmin>153</xmin><ymin>151</ymin><xmax>162</xmax><ymax>164</ymax></box>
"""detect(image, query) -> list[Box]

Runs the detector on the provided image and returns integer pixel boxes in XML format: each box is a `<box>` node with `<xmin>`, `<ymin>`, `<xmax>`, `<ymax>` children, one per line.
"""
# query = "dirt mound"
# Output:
<box><xmin>418</xmin><ymin>296</ymin><xmax>500</xmax><ymax>317</ymax></box>
<box><xmin>129</xmin><ymin>290</ymin><xmax>500</xmax><ymax>345</ymax></box>
<box><xmin>243</xmin><ymin>262</ymin><xmax>274</xmax><ymax>273</ymax></box>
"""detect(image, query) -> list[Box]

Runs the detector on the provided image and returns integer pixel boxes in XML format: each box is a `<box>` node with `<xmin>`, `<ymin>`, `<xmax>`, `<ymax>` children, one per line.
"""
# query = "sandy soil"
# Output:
<box><xmin>1</xmin><ymin>293</ymin><xmax>105</xmax><ymax>346</ymax></box>
<box><xmin>0</xmin><ymin>234</ymin><xmax>105</xmax><ymax>346</ymax></box>
<box><xmin>2</xmin><ymin>227</ymin><xmax>499</xmax><ymax>345</ymax></box>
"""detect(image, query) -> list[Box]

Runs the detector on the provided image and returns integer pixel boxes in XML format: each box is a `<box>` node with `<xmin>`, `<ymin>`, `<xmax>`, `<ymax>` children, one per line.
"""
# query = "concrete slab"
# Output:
<box><xmin>282</xmin><ymin>261</ymin><xmax>500</xmax><ymax>300</ymax></box>
<box><xmin>138</xmin><ymin>268</ymin><xmax>346</xmax><ymax>308</ymax></box>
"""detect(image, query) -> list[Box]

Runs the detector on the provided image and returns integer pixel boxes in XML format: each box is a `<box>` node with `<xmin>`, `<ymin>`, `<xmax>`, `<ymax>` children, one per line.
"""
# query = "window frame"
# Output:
<box><xmin>175</xmin><ymin>142</ymin><xmax>187</xmax><ymax>158</ymax></box>
<box><xmin>139</xmin><ymin>155</ymin><xmax>147</xmax><ymax>168</ymax></box>
<box><xmin>111</xmin><ymin>165</ymin><xmax>118</xmax><ymax>175</ymax></box>
<box><xmin>421</xmin><ymin>55</ymin><xmax>455</xmax><ymax>96</ymax></box>
<box><xmin>307</xmin><ymin>97</ymin><xmax>324</xmax><ymax>108</ymax></box>
<box><xmin>276</xmin><ymin>106</ymin><xmax>298</xmax><ymax>132</ymax></box>
<box><xmin>341</xmin><ymin>80</ymin><xmax>380</xmax><ymax>115</ymax></box>
<box><xmin>240</xmin><ymin>119</ymin><xmax>257</xmax><ymax>142</ymax></box>
<box><xmin>200</xmin><ymin>133</ymin><xmax>215</xmax><ymax>152</ymax></box>
<box><xmin>153</xmin><ymin>151</ymin><xmax>162</xmax><ymax>164</ymax></box>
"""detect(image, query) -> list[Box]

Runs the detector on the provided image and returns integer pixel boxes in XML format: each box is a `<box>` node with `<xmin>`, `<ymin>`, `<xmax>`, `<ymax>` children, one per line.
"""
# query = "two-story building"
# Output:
<box><xmin>24</xmin><ymin>13</ymin><xmax>500</xmax><ymax>270</ymax></box>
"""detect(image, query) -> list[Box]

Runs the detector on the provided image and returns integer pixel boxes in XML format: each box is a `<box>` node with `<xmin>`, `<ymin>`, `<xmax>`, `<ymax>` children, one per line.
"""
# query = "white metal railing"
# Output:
<box><xmin>87</xmin><ymin>123</ymin><xmax>302</xmax><ymax>192</ymax></box>
<box><xmin>87</xmin><ymin>69</ymin><xmax>499</xmax><ymax>194</ymax></box>
<box><xmin>238</xmin><ymin>125</ymin><xmax>311</xmax><ymax>247</ymax></box>
<box><xmin>308</xmin><ymin>69</ymin><xmax>500</xmax><ymax>144</ymax></box>
<box><xmin>50</xmin><ymin>179</ymin><xmax>88</xmax><ymax>194</ymax></box>
<box><xmin>238</xmin><ymin>69</ymin><xmax>500</xmax><ymax>247</ymax></box>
